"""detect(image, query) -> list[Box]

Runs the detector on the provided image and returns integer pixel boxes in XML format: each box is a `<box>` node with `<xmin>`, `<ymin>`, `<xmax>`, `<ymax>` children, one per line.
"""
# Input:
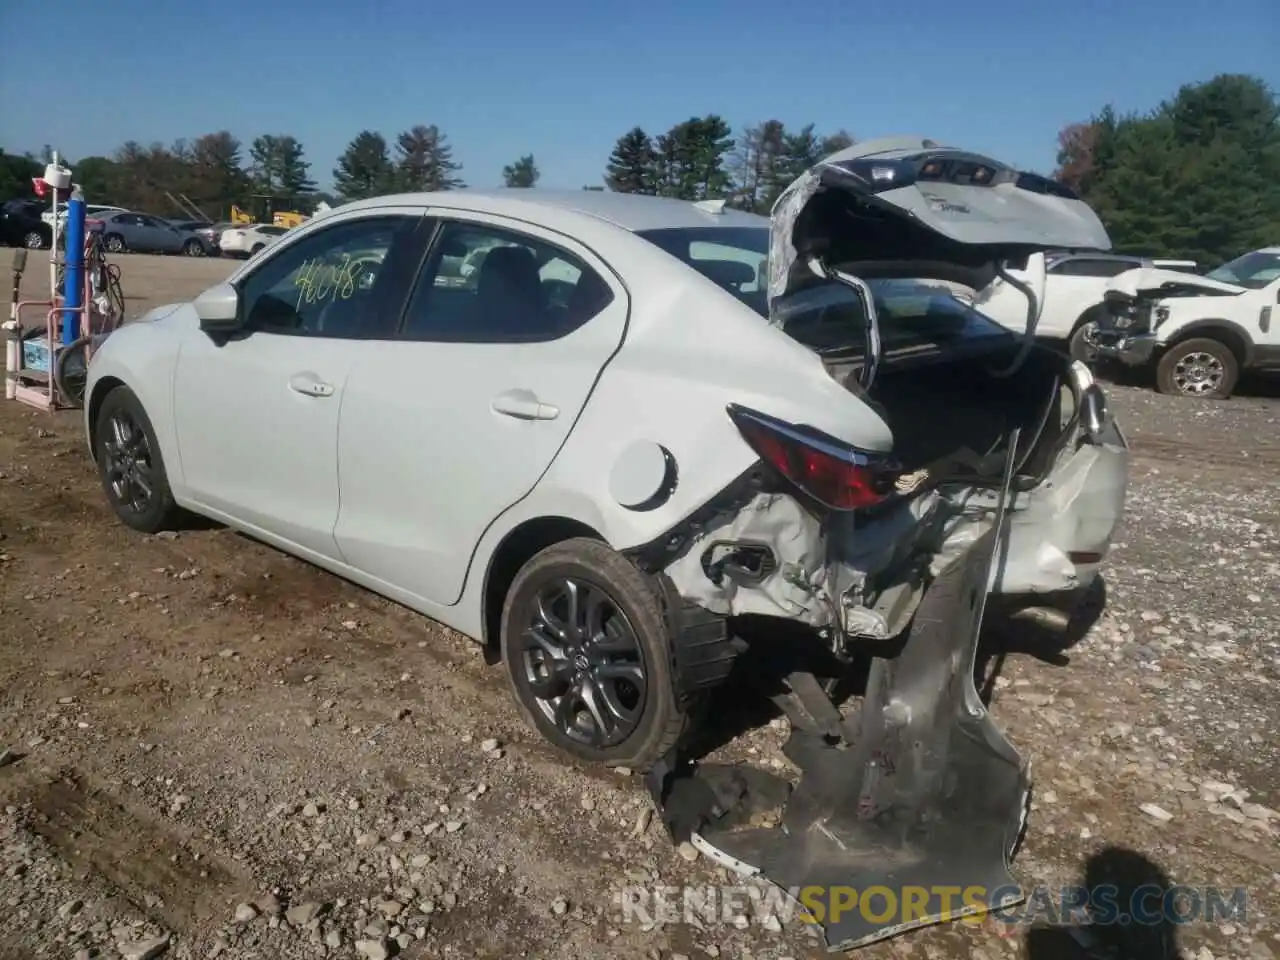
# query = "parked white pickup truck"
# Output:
<box><xmin>1087</xmin><ymin>247</ymin><xmax>1280</xmax><ymax>399</ymax></box>
<box><xmin>972</xmin><ymin>251</ymin><xmax>1197</xmax><ymax>361</ymax></box>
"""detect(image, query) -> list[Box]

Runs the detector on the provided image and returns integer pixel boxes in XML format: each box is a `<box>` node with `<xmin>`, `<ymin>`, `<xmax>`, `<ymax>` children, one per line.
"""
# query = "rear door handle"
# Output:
<box><xmin>491</xmin><ymin>389</ymin><xmax>559</xmax><ymax>421</ymax></box>
<box><xmin>288</xmin><ymin>373</ymin><xmax>335</xmax><ymax>398</ymax></box>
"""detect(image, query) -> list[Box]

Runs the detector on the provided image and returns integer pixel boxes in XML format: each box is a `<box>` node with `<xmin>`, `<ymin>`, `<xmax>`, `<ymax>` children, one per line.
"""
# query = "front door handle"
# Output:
<box><xmin>491</xmin><ymin>389</ymin><xmax>559</xmax><ymax>421</ymax></box>
<box><xmin>288</xmin><ymin>373</ymin><xmax>335</xmax><ymax>398</ymax></box>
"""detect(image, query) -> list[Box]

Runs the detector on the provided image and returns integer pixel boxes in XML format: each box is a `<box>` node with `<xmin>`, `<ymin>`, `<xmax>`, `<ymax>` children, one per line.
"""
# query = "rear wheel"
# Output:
<box><xmin>500</xmin><ymin>538</ymin><xmax>687</xmax><ymax>770</ymax></box>
<box><xmin>1155</xmin><ymin>337</ymin><xmax>1238</xmax><ymax>399</ymax></box>
<box><xmin>22</xmin><ymin>229</ymin><xmax>47</xmax><ymax>249</ymax></box>
<box><xmin>92</xmin><ymin>386</ymin><xmax>183</xmax><ymax>533</ymax></box>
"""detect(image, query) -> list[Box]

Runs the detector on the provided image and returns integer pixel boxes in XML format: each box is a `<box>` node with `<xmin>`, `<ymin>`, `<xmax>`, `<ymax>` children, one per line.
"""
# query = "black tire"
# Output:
<box><xmin>499</xmin><ymin>537</ymin><xmax>688</xmax><ymax>770</ymax></box>
<box><xmin>250</xmin><ymin>243</ymin><xmax>265</xmax><ymax>254</ymax></box>
<box><xmin>92</xmin><ymin>385</ymin><xmax>183</xmax><ymax>533</ymax></box>
<box><xmin>104</xmin><ymin>233</ymin><xmax>126</xmax><ymax>254</ymax></box>
<box><xmin>1155</xmin><ymin>336</ymin><xmax>1239</xmax><ymax>399</ymax></box>
<box><xmin>183</xmin><ymin>238</ymin><xmax>205</xmax><ymax>257</ymax></box>
<box><xmin>54</xmin><ymin>336</ymin><xmax>91</xmax><ymax>407</ymax></box>
<box><xmin>22</xmin><ymin>229</ymin><xmax>47</xmax><ymax>250</ymax></box>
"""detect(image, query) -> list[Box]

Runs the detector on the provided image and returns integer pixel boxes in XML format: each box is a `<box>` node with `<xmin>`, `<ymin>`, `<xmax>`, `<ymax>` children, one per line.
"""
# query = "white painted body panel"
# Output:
<box><xmin>84</xmin><ymin>187</ymin><xmax>1125</xmax><ymax>647</ymax></box>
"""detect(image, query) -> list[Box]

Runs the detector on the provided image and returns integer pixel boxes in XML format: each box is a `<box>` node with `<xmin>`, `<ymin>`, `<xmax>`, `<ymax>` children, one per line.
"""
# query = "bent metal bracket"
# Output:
<box><xmin>644</xmin><ymin>430</ymin><xmax>1030</xmax><ymax>952</ymax></box>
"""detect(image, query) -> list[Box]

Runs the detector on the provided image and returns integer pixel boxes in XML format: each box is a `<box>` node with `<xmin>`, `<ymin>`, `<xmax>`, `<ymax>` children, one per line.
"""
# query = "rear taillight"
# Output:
<box><xmin>728</xmin><ymin>405</ymin><xmax>899</xmax><ymax>511</ymax></box>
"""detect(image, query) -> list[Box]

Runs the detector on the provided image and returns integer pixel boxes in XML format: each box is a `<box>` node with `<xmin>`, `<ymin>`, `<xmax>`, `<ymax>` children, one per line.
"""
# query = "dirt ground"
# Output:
<box><xmin>1</xmin><ymin>250</ymin><xmax>1278</xmax><ymax>960</ymax></box>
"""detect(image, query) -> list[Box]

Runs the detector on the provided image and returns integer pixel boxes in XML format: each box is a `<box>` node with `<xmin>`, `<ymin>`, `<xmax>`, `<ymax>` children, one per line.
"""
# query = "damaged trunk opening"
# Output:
<box><xmin>635</xmin><ymin>138</ymin><xmax>1124</xmax><ymax>951</ymax></box>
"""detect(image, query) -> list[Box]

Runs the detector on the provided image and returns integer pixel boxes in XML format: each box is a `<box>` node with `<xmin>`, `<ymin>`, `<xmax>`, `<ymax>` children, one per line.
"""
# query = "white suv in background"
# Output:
<box><xmin>219</xmin><ymin>223</ymin><xmax>289</xmax><ymax>259</ymax></box>
<box><xmin>973</xmin><ymin>252</ymin><xmax>1197</xmax><ymax>361</ymax></box>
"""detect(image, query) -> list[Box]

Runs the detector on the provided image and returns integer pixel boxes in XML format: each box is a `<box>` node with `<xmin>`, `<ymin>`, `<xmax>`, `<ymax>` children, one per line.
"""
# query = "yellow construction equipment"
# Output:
<box><xmin>229</xmin><ymin>196</ymin><xmax>308</xmax><ymax>229</ymax></box>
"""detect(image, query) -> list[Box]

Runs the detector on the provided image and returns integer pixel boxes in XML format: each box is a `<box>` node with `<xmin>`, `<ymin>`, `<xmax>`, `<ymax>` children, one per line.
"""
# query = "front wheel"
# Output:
<box><xmin>499</xmin><ymin>538</ymin><xmax>688</xmax><ymax>771</ymax></box>
<box><xmin>183</xmin><ymin>238</ymin><xmax>205</xmax><ymax>257</ymax></box>
<box><xmin>1069</xmin><ymin>318</ymin><xmax>1101</xmax><ymax>365</ymax></box>
<box><xmin>92</xmin><ymin>386</ymin><xmax>183</xmax><ymax>533</ymax></box>
<box><xmin>22</xmin><ymin>230</ymin><xmax>47</xmax><ymax>249</ymax></box>
<box><xmin>1155</xmin><ymin>337</ymin><xmax>1239</xmax><ymax>399</ymax></box>
<box><xmin>104</xmin><ymin>233</ymin><xmax>126</xmax><ymax>254</ymax></box>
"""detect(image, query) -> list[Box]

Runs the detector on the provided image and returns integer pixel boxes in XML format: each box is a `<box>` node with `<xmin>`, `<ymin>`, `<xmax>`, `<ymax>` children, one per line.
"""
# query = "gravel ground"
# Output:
<box><xmin>1</xmin><ymin>251</ymin><xmax>1277</xmax><ymax>960</ymax></box>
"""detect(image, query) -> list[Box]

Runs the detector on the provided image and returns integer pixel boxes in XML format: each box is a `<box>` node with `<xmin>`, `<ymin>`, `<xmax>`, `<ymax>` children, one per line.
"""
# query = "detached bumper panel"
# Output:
<box><xmin>646</xmin><ymin>527</ymin><xmax>1030</xmax><ymax>951</ymax></box>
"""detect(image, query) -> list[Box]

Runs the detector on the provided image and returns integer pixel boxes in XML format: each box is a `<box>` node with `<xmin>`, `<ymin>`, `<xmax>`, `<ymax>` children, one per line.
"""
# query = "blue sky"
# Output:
<box><xmin>2</xmin><ymin>0</ymin><xmax>1276</xmax><ymax>193</ymax></box>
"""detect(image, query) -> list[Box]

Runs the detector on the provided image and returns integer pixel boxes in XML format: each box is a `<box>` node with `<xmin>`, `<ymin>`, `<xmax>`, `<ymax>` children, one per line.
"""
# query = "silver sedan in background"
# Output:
<box><xmin>97</xmin><ymin>211</ymin><xmax>207</xmax><ymax>256</ymax></box>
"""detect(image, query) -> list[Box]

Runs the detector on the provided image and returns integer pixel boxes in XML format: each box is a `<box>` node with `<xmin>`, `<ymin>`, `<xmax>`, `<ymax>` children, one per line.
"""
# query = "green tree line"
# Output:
<box><xmin>4</xmin><ymin>74</ymin><xmax>1274</xmax><ymax>264</ymax></box>
<box><xmin>1053</xmin><ymin>73</ymin><xmax>1280</xmax><ymax>265</ymax></box>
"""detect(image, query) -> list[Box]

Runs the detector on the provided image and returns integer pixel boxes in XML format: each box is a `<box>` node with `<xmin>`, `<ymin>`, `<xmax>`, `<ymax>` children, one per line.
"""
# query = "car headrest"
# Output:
<box><xmin>696</xmin><ymin>259</ymin><xmax>756</xmax><ymax>288</ymax></box>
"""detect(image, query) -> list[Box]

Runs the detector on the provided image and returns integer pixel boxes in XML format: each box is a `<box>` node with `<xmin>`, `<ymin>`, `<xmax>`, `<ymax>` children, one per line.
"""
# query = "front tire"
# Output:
<box><xmin>499</xmin><ymin>538</ymin><xmax>688</xmax><ymax>770</ymax></box>
<box><xmin>22</xmin><ymin>229</ymin><xmax>47</xmax><ymax>249</ymax></box>
<box><xmin>1069</xmin><ymin>313</ymin><xmax>1102</xmax><ymax>365</ymax></box>
<box><xmin>1155</xmin><ymin>337</ymin><xmax>1239</xmax><ymax>399</ymax></box>
<box><xmin>104</xmin><ymin>233</ymin><xmax>126</xmax><ymax>254</ymax></box>
<box><xmin>93</xmin><ymin>386</ymin><xmax>183</xmax><ymax>533</ymax></box>
<box><xmin>183</xmin><ymin>238</ymin><xmax>205</xmax><ymax>257</ymax></box>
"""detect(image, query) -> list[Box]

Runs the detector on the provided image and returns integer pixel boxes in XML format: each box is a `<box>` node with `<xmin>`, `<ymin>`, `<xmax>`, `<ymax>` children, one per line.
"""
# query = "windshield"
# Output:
<box><xmin>1205</xmin><ymin>251</ymin><xmax>1280</xmax><ymax>289</ymax></box>
<box><xmin>636</xmin><ymin>227</ymin><xmax>769</xmax><ymax>316</ymax></box>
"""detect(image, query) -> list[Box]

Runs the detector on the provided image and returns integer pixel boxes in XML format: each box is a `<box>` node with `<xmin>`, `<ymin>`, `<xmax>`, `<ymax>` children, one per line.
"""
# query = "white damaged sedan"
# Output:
<box><xmin>85</xmin><ymin>137</ymin><xmax>1128</xmax><ymax>947</ymax></box>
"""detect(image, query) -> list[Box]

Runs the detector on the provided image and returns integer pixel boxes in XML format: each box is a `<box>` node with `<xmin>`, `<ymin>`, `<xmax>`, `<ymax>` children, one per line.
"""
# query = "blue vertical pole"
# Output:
<box><xmin>62</xmin><ymin>194</ymin><xmax>85</xmax><ymax>347</ymax></box>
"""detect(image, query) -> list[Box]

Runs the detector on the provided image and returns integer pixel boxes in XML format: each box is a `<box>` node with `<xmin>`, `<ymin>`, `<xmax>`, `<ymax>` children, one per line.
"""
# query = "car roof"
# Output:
<box><xmin>337</xmin><ymin>189</ymin><xmax>769</xmax><ymax>234</ymax></box>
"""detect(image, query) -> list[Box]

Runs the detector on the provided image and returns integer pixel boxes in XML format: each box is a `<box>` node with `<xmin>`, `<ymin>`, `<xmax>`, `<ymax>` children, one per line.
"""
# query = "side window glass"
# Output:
<box><xmin>238</xmin><ymin>217</ymin><xmax>415</xmax><ymax>339</ymax></box>
<box><xmin>400</xmin><ymin>221</ymin><xmax>614</xmax><ymax>342</ymax></box>
<box><xmin>690</xmin><ymin>239</ymin><xmax>767</xmax><ymax>293</ymax></box>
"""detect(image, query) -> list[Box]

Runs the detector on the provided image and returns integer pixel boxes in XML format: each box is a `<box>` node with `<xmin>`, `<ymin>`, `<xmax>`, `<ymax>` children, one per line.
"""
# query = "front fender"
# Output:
<box><xmin>85</xmin><ymin>308</ymin><xmax>189</xmax><ymax>494</ymax></box>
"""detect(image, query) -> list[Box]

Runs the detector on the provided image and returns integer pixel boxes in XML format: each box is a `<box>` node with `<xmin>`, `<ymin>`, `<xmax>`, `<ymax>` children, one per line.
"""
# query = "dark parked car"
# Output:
<box><xmin>167</xmin><ymin>219</ymin><xmax>223</xmax><ymax>256</ymax></box>
<box><xmin>0</xmin><ymin>200</ymin><xmax>52</xmax><ymax>249</ymax></box>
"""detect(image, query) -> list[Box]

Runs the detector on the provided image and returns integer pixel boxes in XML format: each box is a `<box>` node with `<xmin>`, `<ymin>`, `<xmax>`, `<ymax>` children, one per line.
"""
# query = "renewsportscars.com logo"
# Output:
<box><xmin>614</xmin><ymin>883</ymin><xmax>1248</xmax><ymax>931</ymax></box>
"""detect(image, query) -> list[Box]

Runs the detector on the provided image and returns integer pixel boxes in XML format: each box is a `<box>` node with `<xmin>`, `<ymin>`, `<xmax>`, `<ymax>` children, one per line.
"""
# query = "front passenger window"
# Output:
<box><xmin>238</xmin><ymin>216</ymin><xmax>416</xmax><ymax>338</ymax></box>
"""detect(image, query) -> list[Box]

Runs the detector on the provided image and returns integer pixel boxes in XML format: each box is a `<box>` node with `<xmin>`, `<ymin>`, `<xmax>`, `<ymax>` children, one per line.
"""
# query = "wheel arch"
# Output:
<box><xmin>86</xmin><ymin>375</ymin><xmax>127</xmax><ymax>462</ymax></box>
<box><xmin>1160</xmin><ymin>319</ymin><xmax>1255</xmax><ymax>368</ymax></box>
<box><xmin>480</xmin><ymin>515</ymin><xmax>604</xmax><ymax>657</ymax></box>
<box><xmin>1071</xmin><ymin>300</ymin><xmax>1109</xmax><ymax>332</ymax></box>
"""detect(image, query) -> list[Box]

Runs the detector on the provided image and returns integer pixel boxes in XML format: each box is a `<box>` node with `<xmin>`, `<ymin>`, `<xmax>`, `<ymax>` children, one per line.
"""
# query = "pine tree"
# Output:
<box><xmin>502</xmin><ymin>154</ymin><xmax>539</xmax><ymax>187</ymax></box>
<box><xmin>604</xmin><ymin>127</ymin><xmax>656</xmax><ymax>194</ymax></box>
<box><xmin>332</xmin><ymin>131</ymin><xmax>395</xmax><ymax>202</ymax></box>
<box><xmin>394</xmin><ymin>125</ymin><xmax>464</xmax><ymax>192</ymax></box>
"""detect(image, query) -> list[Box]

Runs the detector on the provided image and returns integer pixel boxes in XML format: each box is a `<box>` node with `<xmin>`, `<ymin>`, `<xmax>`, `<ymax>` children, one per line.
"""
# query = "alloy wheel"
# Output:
<box><xmin>106</xmin><ymin>235</ymin><xmax>125</xmax><ymax>253</ymax></box>
<box><xmin>517</xmin><ymin>578</ymin><xmax>647</xmax><ymax>749</ymax></box>
<box><xmin>1172</xmin><ymin>351</ymin><xmax>1224</xmax><ymax>395</ymax></box>
<box><xmin>23</xmin><ymin>231</ymin><xmax>44</xmax><ymax>249</ymax></box>
<box><xmin>102</xmin><ymin>409</ymin><xmax>156</xmax><ymax>515</ymax></box>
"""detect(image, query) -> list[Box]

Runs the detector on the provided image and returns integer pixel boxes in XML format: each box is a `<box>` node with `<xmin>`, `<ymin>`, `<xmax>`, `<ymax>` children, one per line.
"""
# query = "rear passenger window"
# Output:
<box><xmin>399</xmin><ymin>222</ymin><xmax>613</xmax><ymax>342</ymax></box>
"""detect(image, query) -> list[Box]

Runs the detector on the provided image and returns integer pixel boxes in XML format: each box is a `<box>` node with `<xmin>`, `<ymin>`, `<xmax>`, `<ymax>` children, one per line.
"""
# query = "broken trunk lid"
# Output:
<box><xmin>1104</xmin><ymin>266</ymin><xmax>1245</xmax><ymax>301</ymax></box>
<box><xmin>766</xmin><ymin>136</ymin><xmax>1113</xmax><ymax>316</ymax></box>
